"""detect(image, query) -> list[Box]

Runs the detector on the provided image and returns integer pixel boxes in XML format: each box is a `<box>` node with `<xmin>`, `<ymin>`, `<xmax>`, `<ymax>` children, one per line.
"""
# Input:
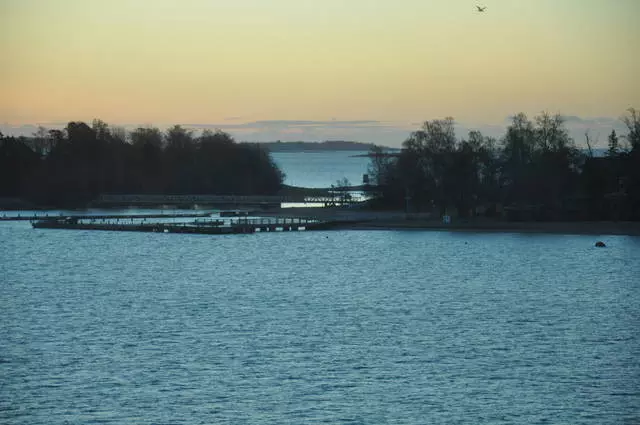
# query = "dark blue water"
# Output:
<box><xmin>1</xmin><ymin>221</ymin><xmax>639</xmax><ymax>424</ymax></box>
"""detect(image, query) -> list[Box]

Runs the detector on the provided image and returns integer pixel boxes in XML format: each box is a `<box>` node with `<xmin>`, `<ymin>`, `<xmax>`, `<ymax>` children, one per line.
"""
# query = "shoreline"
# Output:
<box><xmin>336</xmin><ymin>220</ymin><xmax>640</xmax><ymax>236</ymax></box>
<box><xmin>261</xmin><ymin>207</ymin><xmax>640</xmax><ymax>236</ymax></box>
<box><xmin>4</xmin><ymin>204</ymin><xmax>640</xmax><ymax>236</ymax></box>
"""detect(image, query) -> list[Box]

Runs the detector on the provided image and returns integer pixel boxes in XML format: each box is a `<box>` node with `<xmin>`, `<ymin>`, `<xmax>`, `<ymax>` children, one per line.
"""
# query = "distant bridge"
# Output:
<box><xmin>93</xmin><ymin>189</ymin><xmax>371</xmax><ymax>208</ymax></box>
<box><xmin>93</xmin><ymin>194</ymin><xmax>296</xmax><ymax>208</ymax></box>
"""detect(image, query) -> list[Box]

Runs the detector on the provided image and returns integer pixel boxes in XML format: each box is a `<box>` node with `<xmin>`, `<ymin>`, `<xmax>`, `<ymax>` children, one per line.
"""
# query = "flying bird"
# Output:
<box><xmin>476</xmin><ymin>5</ymin><xmax>487</xmax><ymax>12</ymax></box>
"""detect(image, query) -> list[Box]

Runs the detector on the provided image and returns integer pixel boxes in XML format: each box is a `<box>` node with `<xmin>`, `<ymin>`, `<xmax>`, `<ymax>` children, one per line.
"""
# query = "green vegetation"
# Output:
<box><xmin>0</xmin><ymin>120</ymin><xmax>284</xmax><ymax>207</ymax></box>
<box><xmin>367</xmin><ymin>109</ymin><xmax>640</xmax><ymax>221</ymax></box>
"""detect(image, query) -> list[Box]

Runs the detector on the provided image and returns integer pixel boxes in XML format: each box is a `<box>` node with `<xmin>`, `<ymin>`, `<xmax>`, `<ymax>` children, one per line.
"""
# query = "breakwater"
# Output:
<box><xmin>31</xmin><ymin>216</ymin><xmax>326</xmax><ymax>235</ymax></box>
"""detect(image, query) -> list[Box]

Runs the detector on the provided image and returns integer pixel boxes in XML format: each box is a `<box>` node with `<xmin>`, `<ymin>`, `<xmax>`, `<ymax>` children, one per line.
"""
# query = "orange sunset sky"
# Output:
<box><xmin>1</xmin><ymin>0</ymin><xmax>638</xmax><ymax>145</ymax></box>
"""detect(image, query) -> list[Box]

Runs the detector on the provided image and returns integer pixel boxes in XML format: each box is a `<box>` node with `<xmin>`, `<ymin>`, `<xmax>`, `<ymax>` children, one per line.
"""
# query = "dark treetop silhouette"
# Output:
<box><xmin>365</xmin><ymin>109</ymin><xmax>640</xmax><ymax>221</ymax></box>
<box><xmin>0</xmin><ymin>121</ymin><xmax>284</xmax><ymax>208</ymax></box>
<box><xmin>2</xmin><ymin>109</ymin><xmax>640</xmax><ymax>221</ymax></box>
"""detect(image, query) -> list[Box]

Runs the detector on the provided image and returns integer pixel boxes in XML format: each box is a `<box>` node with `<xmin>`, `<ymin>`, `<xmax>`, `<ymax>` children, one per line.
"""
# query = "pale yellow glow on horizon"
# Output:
<box><xmin>1</xmin><ymin>0</ymin><xmax>638</xmax><ymax>129</ymax></box>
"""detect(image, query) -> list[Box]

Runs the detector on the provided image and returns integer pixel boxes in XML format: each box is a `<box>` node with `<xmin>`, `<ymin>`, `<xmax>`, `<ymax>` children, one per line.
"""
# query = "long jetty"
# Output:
<box><xmin>30</xmin><ymin>216</ymin><xmax>327</xmax><ymax>234</ymax></box>
<box><xmin>2</xmin><ymin>212</ymin><xmax>212</xmax><ymax>221</ymax></box>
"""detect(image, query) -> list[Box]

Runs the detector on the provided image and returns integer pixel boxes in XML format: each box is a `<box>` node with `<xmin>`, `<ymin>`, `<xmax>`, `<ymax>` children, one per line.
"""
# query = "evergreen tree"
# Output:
<box><xmin>607</xmin><ymin>130</ymin><xmax>619</xmax><ymax>157</ymax></box>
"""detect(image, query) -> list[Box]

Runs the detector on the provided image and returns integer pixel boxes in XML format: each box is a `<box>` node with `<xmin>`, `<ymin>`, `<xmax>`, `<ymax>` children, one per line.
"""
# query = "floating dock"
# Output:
<box><xmin>30</xmin><ymin>216</ymin><xmax>327</xmax><ymax>234</ymax></box>
<box><xmin>32</xmin><ymin>220</ymin><xmax>250</xmax><ymax>234</ymax></box>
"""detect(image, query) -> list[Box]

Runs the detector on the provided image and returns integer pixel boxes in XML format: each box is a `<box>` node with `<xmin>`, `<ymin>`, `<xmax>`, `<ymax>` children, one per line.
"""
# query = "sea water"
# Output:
<box><xmin>1</xmin><ymin>151</ymin><xmax>639</xmax><ymax>423</ymax></box>
<box><xmin>1</xmin><ymin>221</ymin><xmax>639</xmax><ymax>424</ymax></box>
<box><xmin>271</xmin><ymin>151</ymin><xmax>371</xmax><ymax>188</ymax></box>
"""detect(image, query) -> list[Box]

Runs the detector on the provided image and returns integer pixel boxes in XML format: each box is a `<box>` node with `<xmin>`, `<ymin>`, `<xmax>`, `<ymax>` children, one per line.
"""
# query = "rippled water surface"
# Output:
<box><xmin>2</xmin><ymin>221</ymin><xmax>639</xmax><ymax>424</ymax></box>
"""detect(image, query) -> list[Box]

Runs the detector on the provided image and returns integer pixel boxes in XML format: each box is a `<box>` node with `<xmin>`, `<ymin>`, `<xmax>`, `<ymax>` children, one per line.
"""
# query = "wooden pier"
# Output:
<box><xmin>228</xmin><ymin>217</ymin><xmax>327</xmax><ymax>232</ymax></box>
<box><xmin>30</xmin><ymin>216</ymin><xmax>326</xmax><ymax>235</ymax></box>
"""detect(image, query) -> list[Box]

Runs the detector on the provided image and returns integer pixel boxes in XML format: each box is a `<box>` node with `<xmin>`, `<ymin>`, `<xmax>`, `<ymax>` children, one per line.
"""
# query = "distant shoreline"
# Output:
<box><xmin>257</xmin><ymin>141</ymin><xmax>381</xmax><ymax>152</ymax></box>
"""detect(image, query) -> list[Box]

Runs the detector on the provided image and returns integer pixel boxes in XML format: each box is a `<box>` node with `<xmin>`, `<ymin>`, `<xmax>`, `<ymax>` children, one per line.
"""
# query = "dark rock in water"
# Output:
<box><xmin>595</xmin><ymin>241</ymin><xmax>606</xmax><ymax>247</ymax></box>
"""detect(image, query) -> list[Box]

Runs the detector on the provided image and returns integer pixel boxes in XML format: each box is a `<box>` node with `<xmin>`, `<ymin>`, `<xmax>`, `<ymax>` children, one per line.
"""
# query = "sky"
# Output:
<box><xmin>1</xmin><ymin>0</ymin><xmax>638</xmax><ymax>146</ymax></box>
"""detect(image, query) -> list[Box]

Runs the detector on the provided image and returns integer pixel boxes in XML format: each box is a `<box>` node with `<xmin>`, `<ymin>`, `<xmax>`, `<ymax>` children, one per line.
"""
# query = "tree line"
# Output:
<box><xmin>367</xmin><ymin>109</ymin><xmax>640</xmax><ymax>221</ymax></box>
<box><xmin>0</xmin><ymin>120</ymin><xmax>284</xmax><ymax>207</ymax></box>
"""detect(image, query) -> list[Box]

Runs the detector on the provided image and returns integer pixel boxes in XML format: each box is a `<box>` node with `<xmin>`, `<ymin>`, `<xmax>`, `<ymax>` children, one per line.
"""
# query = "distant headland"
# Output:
<box><xmin>253</xmin><ymin>140</ymin><xmax>383</xmax><ymax>152</ymax></box>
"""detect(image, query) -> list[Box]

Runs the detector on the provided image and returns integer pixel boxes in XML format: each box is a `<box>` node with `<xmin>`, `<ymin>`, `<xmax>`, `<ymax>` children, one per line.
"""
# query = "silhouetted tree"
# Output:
<box><xmin>0</xmin><ymin>135</ymin><xmax>41</xmax><ymax>198</ymax></box>
<box><xmin>3</xmin><ymin>120</ymin><xmax>283</xmax><ymax>207</ymax></box>
<box><xmin>451</xmin><ymin>131</ymin><xmax>499</xmax><ymax>217</ymax></box>
<box><xmin>367</xmin><ymin>111</ymin><xmax>632</xmax><ymax>220</ymax></box>
<box><xmin>620</xmin><ymin>108</ymin><xmax>640</xmax><ymax>219</ymax></box>
<box><xmin>333</xmin><ymin>177</ymin><xmax>352</xmax><ymax>205</ymax></box>
<box><xmin>129</xmin><ymin>126</ymin><xmax>164</xmax><ymax>193</ymax></box>
<box><xmin>607</xmin><ymin>130</ymin><xmax>619</xmax><ymax>157</ymax></box>
<box><xmin>500</xmin><ymin>113</ymin><xmax>536</xmax><ymax>206</ymax></box>
<box><xmin>622</xmin><ymin>108</ymin><xmax>640</xmax><ymax>151</ymax></box>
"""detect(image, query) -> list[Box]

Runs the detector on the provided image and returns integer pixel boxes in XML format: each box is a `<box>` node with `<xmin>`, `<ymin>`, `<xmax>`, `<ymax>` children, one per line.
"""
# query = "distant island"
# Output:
<box><xmin>254</xmin><ymin>140</ymin><xmax>383</xmax><ymax>152</ymax></box>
